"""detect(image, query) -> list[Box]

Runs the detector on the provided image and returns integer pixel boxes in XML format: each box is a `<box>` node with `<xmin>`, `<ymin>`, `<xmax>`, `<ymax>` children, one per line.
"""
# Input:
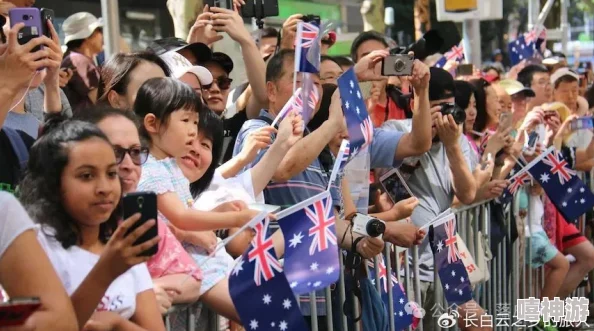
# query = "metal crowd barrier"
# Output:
<box><xmin>164</xmin><ymin>172</ymin><xmax>594</xmax><ymax>331</ymax></box>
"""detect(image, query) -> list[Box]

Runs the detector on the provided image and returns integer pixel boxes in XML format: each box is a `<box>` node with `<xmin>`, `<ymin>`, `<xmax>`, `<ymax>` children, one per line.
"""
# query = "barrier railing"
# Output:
<box><xmin>164</xmin><ymin>178</ymin><xmax>593</xmax><ymax>330</ymax></box>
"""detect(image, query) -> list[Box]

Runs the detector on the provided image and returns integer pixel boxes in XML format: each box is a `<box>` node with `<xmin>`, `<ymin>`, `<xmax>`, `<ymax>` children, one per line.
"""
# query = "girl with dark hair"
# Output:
<box><xmin>470</xmin><ymin>78</ymin><xmax>501</xmax><ymax>135</ymax></box>
<box><xmin>19</xmin><ymin>120</ymin><xmax>165</xmax><ymax>330</ymax></box>
<box><xmin>454</xmin><ymin>80</ymin><xmax>479</xmax><ymax>154</ymax></box>
<box><xmin>98</xmin><ymin>52</ymin><xmax>172</xmax><ymax>110</ymax></box>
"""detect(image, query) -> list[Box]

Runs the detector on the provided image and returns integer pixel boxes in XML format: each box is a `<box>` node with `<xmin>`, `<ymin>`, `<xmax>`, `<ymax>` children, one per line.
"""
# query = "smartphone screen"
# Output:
<box><xmin>457</xmin><ymin>64</ymin><xmax>473</xmax><ymax>76</ymax></box>
<box><xmin>122</xmin><ymin>192</ymin><xmax>158</xmax><ymax>256</ymax></box>
<box><xmin>380</xmin><ymin>169</ymin><xmax>414</xmax><ymax>204</ymax></box>
<box><xmin>498</xmin><ymin>112</ymin><xmax>512</xmax><ymax>131</ymax></box>
<box><xmin>570</xmin><ymin>117</ymin><xmax>594</xmax><ymax>131</ymax></box>
<box><xmin>526</xmin><ymin>131</ymin><xmax>539</xmax><ymax>149</ymax></box>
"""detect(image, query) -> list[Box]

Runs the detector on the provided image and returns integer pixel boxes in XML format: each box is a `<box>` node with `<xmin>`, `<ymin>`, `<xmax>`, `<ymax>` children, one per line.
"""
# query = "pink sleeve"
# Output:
<box><xmin>146</xmin><ymin>219</ymin><xmax>202</xmax><ymax>281</ymax></box>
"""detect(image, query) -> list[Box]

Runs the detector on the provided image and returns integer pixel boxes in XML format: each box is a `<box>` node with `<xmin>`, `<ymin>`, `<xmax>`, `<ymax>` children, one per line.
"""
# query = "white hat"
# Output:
<box><xmin>550</xmin><ymin>67</ymin><xmax>579</xmax><ymax>87</ymax></box>
<box><xmin>160</xmin><ymin>51</ymin><xmax>213</xmax><ymax>86</ymax></box>
<box><xmin>62</xmin><ymin>12</ymin><xmax>103</xmax><ymax>44</ymax></box>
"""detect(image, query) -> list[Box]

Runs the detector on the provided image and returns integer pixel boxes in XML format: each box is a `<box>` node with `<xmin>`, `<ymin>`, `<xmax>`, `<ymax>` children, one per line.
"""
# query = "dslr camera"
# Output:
<box><xmin>439</xmin><ymin>103</ymin><xmax>466</xmax><ymax>124</ymax></box>
<box><xmin>352</xmin><ymin>214</ymin><xmax>386</xmax><ymax>238</ymax></box>
<box><xmin>382</xmin><ymin>53</ymin><xmax>414</xmax><ymax>77</ymax></box>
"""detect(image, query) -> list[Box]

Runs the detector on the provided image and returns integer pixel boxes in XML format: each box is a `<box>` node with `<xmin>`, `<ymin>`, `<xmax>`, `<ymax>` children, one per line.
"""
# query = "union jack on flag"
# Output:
<box><xmin>295</xmin><ymin>21</ymin><xmax>321</xmax><ymax>73</ymax></box>
<box><xmin>327</xmin><ymin>139</ymin><xmax>351</xmax><ymax>191</ymax></box>
<box><xmin>542</xmin><ymin>151</ymin><xmax>576</xmax><ymax>185</ymax></box>
<box><xmin>248</xmin><ymin>219</ymin><xmax>283</xmax><ymax>286</ymax></box>
<box><xmin>295</xmin><ymin>72</ymin><xmax>319</xmax><ymax>124</ymax></box>
<box><xmin>276</xmin><ymin>191</ymin><xmax>340</xmax><ymax>295</ymax></box>
<box><xmin>444</xmin><ymin>219</ymin><xmax>460</xmax><ymax>263</ymax></box>
<box><xmin>434</xmin><ymin>43</ymin><xmax>465</xmax><ymax>69</ymax></box>
<box><xmin>508</xmin><ymin>171</ymin><xmax>531</xmax><ymax>194</ymax></box>
<box><xmin>360</xmin><ymin>116</ymin><xmax>373</xmax><ymax>150</ymax></box>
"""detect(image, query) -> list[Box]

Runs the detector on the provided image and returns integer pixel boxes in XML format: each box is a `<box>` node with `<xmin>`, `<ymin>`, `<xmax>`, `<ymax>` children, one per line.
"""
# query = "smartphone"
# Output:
<box><xmin>248</xmin><ymin>203</ymin><xmax>281</xmax><ymax>214</ymax></box>
<box><xmin>122</xmin><ymin>192</ymin><xmax>159</xmax><ymax>257</ymax></box>
<box><xmin>379</xmin><ymin>168</ymin><xmax>414</xmax><ymax>204</ymax></box>
<box><xmin>498</xmin><ymin>112</ymin><xmax>513</xmax><ymax>130</ymax></box>
<box><xmin>0</xmin><ymin>297</ymin><xmax>41</xmax><ymax>327</ymax></box>
<box><xmin>240</xmin><ymin>0</ymin><xmax>279</xmax><ymax>19</ymax></box>
<box><xmin>457</xmin><ymin>63</ymin><xmax>474</xmax><ymax>76</ymax></box>
<box><xmin>205</xmin><ymin>0</ymin><xmax>232</xmax><ymax>9</ymax></box>
<box><xmin>543</xmin><ymin>110</ymin><xmax>558</xmax><ymax>121</ymax></box>
<box><xmin>40</xmin><ymin>8</ymin><xmax>54</xmax><ymax>38</ymax></box>
<box><xmin>570</xmin><ymin>117</ymin><xmax>594</xmax><ymax>132</ymax></box>
<box><xmin>8</xmin><ymin>8</ymin><xmax>43</xmax><ymax>51</ymax></box>
<box><xmin>524</xmin><ymin>131</ymin><xmax>539</xmax><ymax>155</ymax></box>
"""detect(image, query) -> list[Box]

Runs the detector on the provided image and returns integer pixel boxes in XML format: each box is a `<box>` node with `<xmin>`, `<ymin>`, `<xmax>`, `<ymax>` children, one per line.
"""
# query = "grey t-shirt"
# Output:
<box><xmin>381</xmin><ymin>119</ymin><xmax>474</xmax><ymax>282</ymax></box>
<box><xmin>26</xmin><ymin>84</ymin><xmax>73</xmax><ymax>122</ymax></box>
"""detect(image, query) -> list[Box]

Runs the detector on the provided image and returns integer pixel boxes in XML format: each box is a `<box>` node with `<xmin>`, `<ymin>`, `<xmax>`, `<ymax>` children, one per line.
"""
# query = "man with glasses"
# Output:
<box><xmin>517</xmin><ymin>64</ymin><xmax>553</xmax><ymax>112</ymax></box>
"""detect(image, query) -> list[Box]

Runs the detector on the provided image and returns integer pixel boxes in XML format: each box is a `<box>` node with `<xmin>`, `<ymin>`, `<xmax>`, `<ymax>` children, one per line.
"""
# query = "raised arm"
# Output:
<box><xmin>42</xmin><ymin>21</ymin><xmax>65</xmax><ymax>114</ymax></box>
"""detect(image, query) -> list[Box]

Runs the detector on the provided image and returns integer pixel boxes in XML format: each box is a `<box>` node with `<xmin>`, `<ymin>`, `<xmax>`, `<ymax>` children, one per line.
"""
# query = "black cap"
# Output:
<box><xmin>201</xmin><ymin>52</ymin><xmax>234</xmax><ymax>74</ymax></box>
<box><xmin>146</xmin><ymin>37</ymin><xmax>212</xmax><ymax>63</ymax></box>
<box><xmin>429</xmin><ymin>67</ymin><xmax>456</xmax><ymax>101</ymax></box>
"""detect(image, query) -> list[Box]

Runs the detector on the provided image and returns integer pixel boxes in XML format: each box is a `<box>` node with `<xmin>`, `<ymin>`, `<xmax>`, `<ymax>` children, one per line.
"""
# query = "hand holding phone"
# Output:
<box><xmin>523</xmin><ymin>131</ymin><xmax>540</xmax><ymax>156</ymax></box>
<box><xmin>380</xmin><ymin>169</ymin><xmax>415</xmax><ymax>204</ymax></box>
<box><xmin>122</xmin><ymin>192</ymin><xmax>159</xmax><ymax>257</ymax></box>
<box><xmin>9</xmin><ymin>8</ymin><xmax>43</xmax><ymax>50</ymax></box>
<box><xmin>498</xmin><ymin>112</ymin><xmax>513</xmax><ymax>132</ymax></box>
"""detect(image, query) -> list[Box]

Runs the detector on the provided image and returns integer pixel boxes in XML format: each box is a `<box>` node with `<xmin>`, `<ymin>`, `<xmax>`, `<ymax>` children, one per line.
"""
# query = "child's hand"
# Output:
<box><xmin>239</xmin><ymin>126</ymin><xmax>276</xmax><ymax>163</ymax></box>
<box><xmin>236</xmin><ymin>209</ymin><xmax>266</xmax><ymax>227</ymax></box>
<box><xmin>184</xmin><ymin>231</ymin><xmax>218</xmax><ymax>252</ymax></box>
<box><xmin>276</xmin><ymin>111</ymin><xmax>304</xmax><ymax>149</ymax></box>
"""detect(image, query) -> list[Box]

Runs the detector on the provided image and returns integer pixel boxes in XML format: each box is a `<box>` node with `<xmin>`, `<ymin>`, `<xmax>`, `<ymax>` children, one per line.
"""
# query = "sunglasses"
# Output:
<box><xmin>203</xmin><ymin>76</ymin><xmax>233</xmax><ymax>91</ymax></box>
<box><xmin>113</xmin><ymin>146</ymin><xmax>149</xmax><ymax>166</ymax></box>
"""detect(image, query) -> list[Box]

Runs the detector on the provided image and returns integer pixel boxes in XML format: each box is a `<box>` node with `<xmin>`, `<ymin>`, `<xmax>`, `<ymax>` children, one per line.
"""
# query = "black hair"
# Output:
<box><xmin>429</xmin><ymin>67</ymin><xmax>456</xmax><ymax>101</ymax></box>
<box><xmin>469</xmin><ymin>78</ymin><xmax>491</xmax><ymax>133</ymax></box>
<box><xmin>74</xmin><ymin>104</ymin><xmax>140</xmax><ymax>128</ymax></box>
<box><xmin>98</xmin><ymin>51</ymin><xmax>172</xmax><ymax>104</ymax></box>
<box><xmin>189</xmin><ymin>109</ymin><xmax>224</xmax><ymax>197</ymax></box>
<box><xmin>554</xmin><ymin>75</ymin><xmax>578</xmax><ymax>89</ymax></box>
<box><xmin>517</xmin><ymin>64</ymin><xmax>549</xmax><ymax>88</ymax></box>
<box><xmin>19</xmin><ymin>120</ymin><xmax>119</xmax><ymax>249</ymax></box>
<box><xmin>266</xmin><ymin>49</ymin><xmax>295</xmax><ymax>83</ymax></box>
<box><xmin>320</xmin><ymin>55</ymin><xmax>342</xmax><ymax>68</ymax></box>
<box><xmin>586</xmin><ymin>85</ymin><xmax>594</xmax><ymax>109</ymax></box>
<box><xmin>350</xmin><ymin>31</ymin><xmax>388</xmax><ymax>62</ymax></box>
<box><xmin>454</xmin><ymin>80</ymin><xmax>475</xmax><ymax>110</ymax></box>
<box><xmin>332</xmin><ymin>56</ymin><xmax>355</xmax><ymax>68</ymax></box>
<box><xmin>134</xmin><ymin>77</ymin><xmax>203</xmax><ymax>142</ymax></box>
<box><xmin>259</xmin><ymin>27</ymin><xmax>279</xmax><ymax>40</ymax></box>
<box><xmin>308</xmin><ymin>84</ymin><xmax>339</xmax><ymax>175</ymax></box>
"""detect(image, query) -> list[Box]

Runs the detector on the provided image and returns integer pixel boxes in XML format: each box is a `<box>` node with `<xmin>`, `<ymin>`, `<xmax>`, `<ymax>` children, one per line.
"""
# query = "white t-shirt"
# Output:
<box><xmin>193</xmin><ymin>169</ymin><xmax>263</xmax><ymax>211</ymax></box>
<box><xmin>36</xmin><ymin>226</ymin><xmax>153</xmax><ymax>319</ymax></box>
<box><xmin>0</xmin><ymin>193</ymin><xmax>36</xmax><ymax>260</ymax></box>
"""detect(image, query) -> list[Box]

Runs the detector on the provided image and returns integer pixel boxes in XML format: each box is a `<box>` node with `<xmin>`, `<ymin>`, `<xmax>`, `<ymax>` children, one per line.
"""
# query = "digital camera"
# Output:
<box><xmin>352</xmin><ymin>214</ymin><xmax>386</xmax><ymax>238</ymax></box>
<box><xmin>381</xmin><ymin>54</ymin><xmax>414</xmax><ymax>76</ymax></box>
<box><xmin>302</xmin><ymin>14</ymin><xmax>321</xmax><ymax>25</ymax></box>
<box><xmin>440</xmin><ymin>102</ymin><xmax>466</xmax><ymax>124</ymax></box>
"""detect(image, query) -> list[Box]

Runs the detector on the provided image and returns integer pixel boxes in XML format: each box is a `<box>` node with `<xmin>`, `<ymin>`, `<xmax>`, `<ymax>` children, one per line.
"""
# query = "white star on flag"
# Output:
<box><xmin>581</xmin><ymin>187</ymin><xmax>586</xmax><ymax>193</ymax></box>
<box><xmin>445</xmin><ymin>284</ymin><xmax>450</xmax><ymax>290</ymax></box>
<box><xmin>400</xmin><ymin>298</ymin><xmax>405</xmax><ymax>304</ymax></box>
<box><xmin>263</xmin><ymin>294</ymin><xmax>272</xmax><ymax>305</ymax></box>
<box><xmin>349</xmin><ymin>80</ymin><xmax>354</xmax><ymax>88</ymax></box>
<box><xmin>568</xmin><ymin>188</ymin><xmax>573</xmax><ymax>193</ymax></box>
<box><xmin>250</xmin><ymin>319</ymin><xmax>259</xmax><ymax>330</ymax></box>
<box><xmin>563</xmin><ymin>201</ymin><xmax>568</xmax><ymax>207</ymax></box>
<box><xmin>271</xmin><ymin>322</ymin><xmax>275</xmax><ymax>327</ymax></box>
<box><xmin>451</xmin><ymin>270</ymin><xmax>456</xmax><ymax>277</ymax></box>
<box><xmin>326</xmin><ymin>267</ymin><xmax>335</xmax><ymax>275</ymax></box>
<box><xmin>279</xmin><ymin>321</ymin><xmax>288</xmax><ymax>331</ymax></box>
<box><xmin>310</xmin><ymin>262</ymin><xmax>319</xmax><ymax>271</ymax></box>
<box><xmin>355</xmin><ymin>106</ymin><xmax>360</xmax><ymax>115</ymax></box>
<box><xmin>345</xmin><ymin>101</ymin><xmax>350</xmax><ymax>109</ymax></box>
<box><xmin>399</xmin><ymin>311</ymin><xmax>404</xmax><ymax>316</ymax></box>
<box><xmin>460</xmin><ymin>277</ymin><xmax>465</xmax><ymax>282</ymax></box>
<box><xmin>436</xmin><ymin>240</ymin><xmax>444</xmax><ymax>252</ymax></box>
<box><xmin>232</xmin><ymin>257</ymin><xmax>244</xmax><ymax>276</ymax></box>
<box><xmin>282</xmin><ymin>299</ymin><xmax>292</xmax><ymax>310</ymax></box>
<box><xmin>540</xmin><ymin>173</ymin><xmax>550</xmax><ymax>183</ymax></box>
<box><xmin>459</xmin><ymin>289</ymin><xmax>463</xmax><ymax>295</ymax></box>
<box><xmin>581</xmin><ymin>198</ymin><xmax>586</xmax><ymax>204</ymax></box>
<box><xmin>289</xmin><ymin>232</ymin><xmax>303</xmax><ymax>248</ymax></box>
<box><xmin>356</xmin><ymin>91</ymin><xmax>361</xmax><ymax>99</ymax></box>
<box><xmin>314</xmin><ymin>281</ymin><xmax>322</xmax><ymax>287</ymax></box>
<box><xmin>290</xmin><ymin>281</ymin><xmax>298</xmax><ymax>288</ymax></box>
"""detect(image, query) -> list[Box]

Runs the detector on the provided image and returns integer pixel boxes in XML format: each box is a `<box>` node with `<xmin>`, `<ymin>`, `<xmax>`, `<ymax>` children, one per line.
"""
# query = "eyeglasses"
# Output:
<box><xmin>203</xmin><ymin>76</ymin><xmax>233</xmax><ymax>91</ymax></box>
<box><xmin>113</xmin><ymin>146</ymin><xmax>149</xmax><ymax>166</ymax></box>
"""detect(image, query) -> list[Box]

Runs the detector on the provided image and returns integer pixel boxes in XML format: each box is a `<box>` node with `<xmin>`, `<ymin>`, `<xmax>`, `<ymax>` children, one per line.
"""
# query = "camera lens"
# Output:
<box><xmin>394</xmin><ymin>59</ymin><xmax>405</xmax><ymax>72</ymax></box>
<box><xmin>22</xmin><ymin>14</ymin><xmax>29</xmax><ymax>20</ymax></box>
<box><xmin>440</xmin><ymin>103</ymin><xmax>466</xmax><ymax>124</ymax></box>
<box><xmin>366</xmin><ymin>219</ymin><xmax>386</xmax><ymax>237</ymax></box>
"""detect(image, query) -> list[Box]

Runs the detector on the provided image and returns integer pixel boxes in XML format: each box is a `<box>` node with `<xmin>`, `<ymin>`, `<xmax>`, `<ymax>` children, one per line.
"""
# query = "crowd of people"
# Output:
<box><xmin>1</xmin><ymin>0</ymin><xmax>594</xmax><ymax>330</ymax></box>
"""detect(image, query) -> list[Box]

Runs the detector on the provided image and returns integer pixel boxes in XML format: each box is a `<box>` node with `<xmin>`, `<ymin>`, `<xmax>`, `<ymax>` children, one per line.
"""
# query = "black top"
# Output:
<box><xmin>220</xmin><ymin>110</ymin><xmax>249</xmax><ymax>164</ymax></box>
<box><xmin>0</xmin><ymin>129</ymin><xmax>34</xmax><ymax>194</ymax></box>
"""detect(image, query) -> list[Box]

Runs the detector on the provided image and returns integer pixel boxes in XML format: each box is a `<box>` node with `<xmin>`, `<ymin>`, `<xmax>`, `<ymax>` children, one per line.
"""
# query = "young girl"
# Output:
<box><xmin>134</xmin><ymin>78</ymin><xmax>259</xmax><ymax>322</ymax></box>
<box><xmin>19</xmin><ymin>119</ymin><xmax>165</xmax><ymax>330</ymax></box>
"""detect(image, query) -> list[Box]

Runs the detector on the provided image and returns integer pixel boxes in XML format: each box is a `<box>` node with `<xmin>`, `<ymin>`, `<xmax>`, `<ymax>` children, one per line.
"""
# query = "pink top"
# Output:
<box><xmin>146</xmin><ymin>219</ymin><xmax>202</xmax><ymax>281</ymax></box>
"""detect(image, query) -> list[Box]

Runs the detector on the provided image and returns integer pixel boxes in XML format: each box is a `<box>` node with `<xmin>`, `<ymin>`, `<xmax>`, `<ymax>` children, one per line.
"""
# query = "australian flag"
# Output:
<box><xmin>527</xmin><ymin>147</ymin><xmax>594</xmax><ymax>222</ymax></box>
<box><xmin>327</xmin><ymin>139</ymin><xmax>350</xmax><ymax>191</ymax></box>
<box><xmin>367</xmin><ymin>255</ymin><xmax>414</xmax><ymax>331</ymax></box>
<box><xmin>337</xmin><ymin>67</ymin><xmax>374</xmax><ymax>158</ymax></box>
<box><xmin>508</xmin><ymin>34</ymin><xmax>537</xmax><ymax>65</ymax></box>
<box><xmin>298</xmin><ymin>72</ymin><xmax>320</xmax><ymax>124</ymax></box>
<box><xmin>434</xmin><ymin>43</ymin><xmax>465</xmax><ymax>69</ymax></box>
<box><xmin>429</xmin><ymin>214</ymin><xmax>473</xmax><ymax>305</ymax></box>
<box><xmin>276</xmin><ymin>191</ymin><xmax>340</xmax><ymax>295</ymax></box>
<box><xmin>295</xmin><ymin>21</ymin><xmax>321</xmax><ymax>73</ymax></box>
<box><xmin>498</xmin><ymin>164</ymin><xmax>531</xmax><ymax>204</ymax></box>
<box><xmin>229</xmin><ymin>218</ymin><xmax>308</xmax><ymax>331</ymax></box>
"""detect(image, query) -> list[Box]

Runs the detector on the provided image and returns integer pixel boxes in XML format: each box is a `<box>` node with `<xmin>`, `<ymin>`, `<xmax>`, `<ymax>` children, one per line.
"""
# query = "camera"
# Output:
<box><xmin>381</xmin><ymin>54</ymin><xmax>414</xmax><ymax>76</ymax></box>
<box><xmin>440</xmin><ymin>103</ymin><xmax>466</xmax><ymax>124</ymax></box>
<box><xmin>302</xmin><ymin>14</ymin><xmax>321</xmax><ymax>24</ymax></box>
<box><xmin>352</xmin><ymin>213</ymin><xmax>386</xmax><ymax>238</ymax></box>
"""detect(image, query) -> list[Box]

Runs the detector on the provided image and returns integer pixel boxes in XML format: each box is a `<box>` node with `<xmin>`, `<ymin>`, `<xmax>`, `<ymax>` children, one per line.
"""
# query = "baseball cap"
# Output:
<box><xmin>201</xmin><ymin>52</ymin><xmax>234</xmax><ymax>74</ymax></box>
<box><xmin>147</xmin><ymin>38</ymin><xmax>212</xmax><ymax>64</ymax></box>
<box><xmin>429</xmin><ymin>67</ymin><xmax>455</xmax><ymax>101</ymax></box>
<box><xmin>550</xmin><ymin>67</ymin><xmax>579</xmax><ymax>87</ymax></box>
<box><xmin>498</xmin><ymin>79</ymin><xmax>536</xmax><ymax>98</ymax></box>
<box><xmin>62</xmin><ymin>12</ymin><xmax>103</xmax><ymax>44</ymax></box>
<box><xmin>160</xmin><ymin>51</ymin><xmax>213</xmax><ymax>86</ymax></box>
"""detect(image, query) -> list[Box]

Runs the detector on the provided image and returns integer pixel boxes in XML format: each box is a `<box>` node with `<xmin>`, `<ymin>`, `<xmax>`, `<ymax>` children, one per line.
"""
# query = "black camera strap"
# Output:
<box><xmin>343</xmin><ymin>236</ymin><xmax>364</xmax><ymax>323</ymax></box>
